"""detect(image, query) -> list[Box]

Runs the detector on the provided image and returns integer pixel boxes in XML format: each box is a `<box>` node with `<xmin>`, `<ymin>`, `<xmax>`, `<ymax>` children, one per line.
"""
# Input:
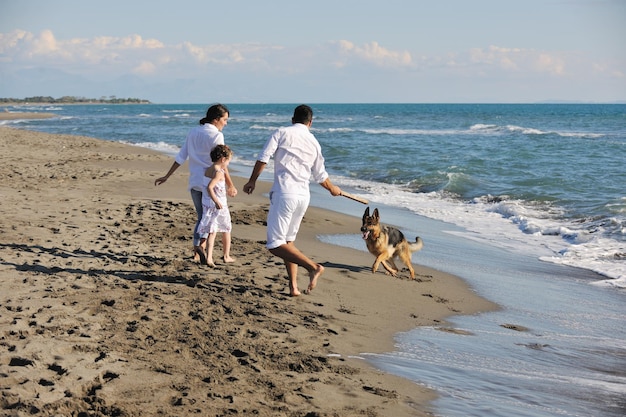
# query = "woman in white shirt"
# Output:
<box><xmin>155</xmin><ymin>104</ymin><xmax>237</xmax><ymax>261</ymax></box>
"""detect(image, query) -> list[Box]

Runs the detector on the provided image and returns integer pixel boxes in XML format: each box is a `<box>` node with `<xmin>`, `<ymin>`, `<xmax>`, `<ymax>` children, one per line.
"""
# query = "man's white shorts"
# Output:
<box><xmin>266</xmin><ymin>193</ymin><xmax>310</xmax><ymax>250</ymax></box>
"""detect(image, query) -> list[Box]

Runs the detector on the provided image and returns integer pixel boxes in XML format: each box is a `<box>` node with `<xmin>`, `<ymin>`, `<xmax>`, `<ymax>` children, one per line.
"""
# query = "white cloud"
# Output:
<box><xmin>468</xmin><ymin>45</ymin><xmax>567</xmax><ymax>75</ymax></box>
<box><xmin>32</xmin><ymin>29</ymin><xmax>59</xmax><ymax>54</ymax></box>
<box><xmin>0</xmin><ymin>29</ymin><xmax>623</xmax><ymax>102</ymax></box>
<box><xmin>0</xmin><ymin>30</ymin><xmax>166</xmax><ymax>69</ymax></box>
<box><xmin>535</xmin><ymin>53</ymin><xmax>565</xmax><ymax>75</ymax></box>
<box><xmin>133</xmin><ymin>61</ymin><xmax>156</xmax><ymax>75</ymax></box>
<box><xmin>334</xmin><ymin>40</ymin><xmax>413</xmax><ymax>68</ymax></box>
<box><xmin>0</xmin><ymin>30</ymin><xmax>38</xmax><ymax>61</ymax></box>
<box><xmin>592</xmin><ymin>62</ymin><xmax>624</xmax><ymax>79</ymax></box>
<box><xmin>0</xmin><ymin>30</ymin><xmax>417</xmax><ymax>76</ymax></box>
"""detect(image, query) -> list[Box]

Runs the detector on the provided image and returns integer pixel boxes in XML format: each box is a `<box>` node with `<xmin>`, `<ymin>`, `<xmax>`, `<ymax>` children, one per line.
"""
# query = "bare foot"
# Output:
<box><xmin>194</xmin><ymin>246</ymin><xmax>208</xmax><ymax>265</ymax></box>
<box><xmin>304</xmin><ymin>264</ymin><xmax>324</xmax><ymax>294</ymax></box>
<box><xmin>207</xmin><ymin>259</ymin><xmax>216</xmax><ymax>268</ymax></box>
<box><xmin>223</xmin><ymin>256</ymin><xmax>236</xmax><ymax>263</ymax></box>
<box><xmin>290</xmin><ymin>289</ymin><xmax>301</xmax><ymax>297</ymax></box>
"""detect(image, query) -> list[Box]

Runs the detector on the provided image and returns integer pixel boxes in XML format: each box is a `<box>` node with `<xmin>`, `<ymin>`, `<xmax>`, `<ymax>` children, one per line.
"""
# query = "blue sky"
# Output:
<box><xmin>1</xmin><ymin>0</ymin><xmax>624</xmax><ymax>103</ymax></box>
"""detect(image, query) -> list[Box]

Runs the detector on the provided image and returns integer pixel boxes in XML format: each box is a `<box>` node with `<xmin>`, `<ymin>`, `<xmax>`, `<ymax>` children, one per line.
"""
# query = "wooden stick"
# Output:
<box><xmin>340</xmin><ymin>192</ymin><xmax>369</xmax><ymax>205</ymax></box>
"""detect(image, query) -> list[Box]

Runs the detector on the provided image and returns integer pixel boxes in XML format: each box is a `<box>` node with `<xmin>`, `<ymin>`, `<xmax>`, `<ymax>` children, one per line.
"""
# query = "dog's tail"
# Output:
<box><xmin>409</xmin><ymin>236</ymin><xmax>424</xmax><ymax>253</ymax></box>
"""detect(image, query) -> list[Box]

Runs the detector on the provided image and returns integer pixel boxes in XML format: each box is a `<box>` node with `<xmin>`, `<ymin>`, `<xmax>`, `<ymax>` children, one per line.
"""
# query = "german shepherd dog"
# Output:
<box><xmin>361</xmin><ymin>207</ymin><xmax>424</xmax><ymax>279</ymax></box>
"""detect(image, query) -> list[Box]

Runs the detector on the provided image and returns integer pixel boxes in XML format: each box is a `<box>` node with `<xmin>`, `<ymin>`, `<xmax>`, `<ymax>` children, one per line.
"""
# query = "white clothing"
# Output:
<box><xmin>175</xmin><ymin>123</ymin><xmax>224</xmax><ymax>192</ymax></box>
<box><xmin>198</xmin><ymin>169</ymin><xmax>231</xmax><ymax>234</ymax></box>
<box><xmin>265</xmin><ymin>193</ymin><xmax>310</xmax><ymax>249</ymax></box>
<box><xmin>258</xmin><ymin>122</ymin><xmax>329</xmax><ymax>249</ymax></box>
<box><xmin>257</xmin><ymin>123</ymin><xmax>329</xmax><ymax>198</ymax></box>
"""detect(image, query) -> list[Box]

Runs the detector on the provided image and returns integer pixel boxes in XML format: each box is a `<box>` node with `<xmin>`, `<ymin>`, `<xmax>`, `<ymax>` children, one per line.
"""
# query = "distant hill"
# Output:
<box><xmin>0</xmin><ymin>96</ymin><xmax>151</xmax><ymax>104</ymax></box>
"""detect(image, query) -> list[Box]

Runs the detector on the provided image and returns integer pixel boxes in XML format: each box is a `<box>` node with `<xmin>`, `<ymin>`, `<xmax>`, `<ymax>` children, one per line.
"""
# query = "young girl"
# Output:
<box><xmin>197</xmin><ymin>145</ymin><xmax>235</xmax><ymax>267</ymax></box>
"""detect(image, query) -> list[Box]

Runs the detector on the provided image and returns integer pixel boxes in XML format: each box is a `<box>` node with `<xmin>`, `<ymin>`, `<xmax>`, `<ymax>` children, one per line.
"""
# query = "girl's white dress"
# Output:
<box><xmin>198</xmin><ymin>169</ymin><xmax>232</xmax><ymax>234</ymax></box>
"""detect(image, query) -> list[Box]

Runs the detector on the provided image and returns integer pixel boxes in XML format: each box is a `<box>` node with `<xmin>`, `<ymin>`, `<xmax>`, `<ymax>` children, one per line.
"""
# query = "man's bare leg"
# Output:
<box><xmin>286</xmin><ymin>261</ymin><xmax>300</xmax><ymax>296</ymax></box>
<box><xmin>305</xmin><ymin>264</ymin><xmax>323</xmax><ymax>294</ymax></box>
<box><xmin>270</xmin><ymin>242</ymin><xmax>324</xmax><ymax>295</ymax></box>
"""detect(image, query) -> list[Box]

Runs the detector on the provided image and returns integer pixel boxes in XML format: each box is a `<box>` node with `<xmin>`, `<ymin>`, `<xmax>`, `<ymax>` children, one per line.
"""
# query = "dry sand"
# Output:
<box><xmin>0</xmin><ymin>123</ymin><xmax>497</xmax><ymax>416</ymax></box>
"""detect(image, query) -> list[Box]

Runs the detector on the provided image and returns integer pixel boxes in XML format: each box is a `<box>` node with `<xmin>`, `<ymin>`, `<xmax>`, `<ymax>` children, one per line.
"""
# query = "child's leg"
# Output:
<box><xmin>206</xmin><ymin>233</ymin><xmax>217</xmax><ymax>267</ymax></box>
<box><xmin>222</xmin><ymin>232</ymin><xmax>235</xmax><ymax>262</ymax></box>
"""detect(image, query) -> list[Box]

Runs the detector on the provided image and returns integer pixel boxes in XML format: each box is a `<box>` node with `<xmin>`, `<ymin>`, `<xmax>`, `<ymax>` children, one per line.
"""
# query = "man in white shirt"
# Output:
<box><xmin>244</xmin><ymin>105</ymin><xmax>342</xmax><ymax>296</ymax></box>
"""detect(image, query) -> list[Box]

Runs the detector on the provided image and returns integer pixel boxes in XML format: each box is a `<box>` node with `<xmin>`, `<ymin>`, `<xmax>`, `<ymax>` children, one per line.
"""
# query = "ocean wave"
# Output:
<box><xmin>470</xmin><ymin>123</ymin><xmax>541</xmax><ymax>135</ymax></box>
<box><xmin>0</xmin><ymin>119</ymin><xmax>34</xmax><ymax>125</ymax></box>
<box><xmin>161</xmin><ymin>109</ymin><xmax>197</xmax><ymax>113</ymax></box>
<box><xmin>5</xmin><ymin>105</ymin><xmax>48</xmax><ymax>111</ymax></box>
<box><xmin>506</xmin><ymin>125</ymin><xmax>545</xmax><ymax>135</ymax></box>
<box><xmin>329</xmin><ymin>124</ymin><xmax>605</xmax><ymax>138</ymax></box>
<box><xmin>558</xmin><ymin>132</ymin><xmax>604</xmax><ymax>138</ymax></box>
<box><xmin>130</xmin><ymin>141</ymin><xmax>180</xmax><ymax>156</ymax></box>
<box><xmin>605</xmin><ymin>199</ymin><xmax>626</xmax><ymax>215</ymax></box>
<box><xmin>327</xmin><ymin>127</ymin><xmax>354</xmax><ymax>133</ymax></box>
<box><xmin>335</xmin><ymin>175</ymin><xmax>625</xmax><ymax>285</ymax></box>
<box><xmin>361</xmin><ymin>128</ymin><xmax>462</xmax><ymax>136</ymax></box>
<box><xmin>246</xmin><ymin>122</ymin><xmax>605</xmax><ymax>139</ymax></box>
<box><xmin>249</xmin><ymin>124</ymin><xmax>280</xmax><ymax>131</ymax></box>
<box><xmin>470</xmin><ymin>123</ymin><xmax>604</xmax><ymax>138</ymax></box>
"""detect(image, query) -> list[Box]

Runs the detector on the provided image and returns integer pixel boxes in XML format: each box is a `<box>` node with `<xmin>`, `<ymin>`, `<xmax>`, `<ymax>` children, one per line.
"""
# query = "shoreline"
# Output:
<box><xmin>0</xmin><ymin>112</ymin><xmax>57</xmax><ymax>120</ymax></box>
<box><xmin>0</xmin><ymin>126</ymin><xmax>497</xmax><ymax>416</ymax></box>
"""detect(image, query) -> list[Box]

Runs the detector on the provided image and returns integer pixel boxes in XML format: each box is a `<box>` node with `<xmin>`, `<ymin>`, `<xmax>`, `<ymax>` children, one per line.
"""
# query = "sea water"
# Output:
<box><xmin>4</xmin><ymin>103</ymin><xmax>625</xmax><ymax>416</ymax></box>
<box><xmin>318</xmin><ymin>203</ymin><xmax>625</xmax><ymax>417</ymax></box>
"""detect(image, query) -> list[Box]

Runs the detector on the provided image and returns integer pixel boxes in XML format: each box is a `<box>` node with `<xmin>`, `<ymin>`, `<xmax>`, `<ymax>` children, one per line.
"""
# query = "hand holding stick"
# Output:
<box><xmin>340</xmin><ymin>191</ymin><xmax>369</xmax><ymax>205</ymax></box>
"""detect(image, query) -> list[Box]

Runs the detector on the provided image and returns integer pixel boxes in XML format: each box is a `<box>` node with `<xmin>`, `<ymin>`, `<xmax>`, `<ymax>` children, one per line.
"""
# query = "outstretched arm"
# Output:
<box><xmin>319</xmin><ymin>177</ymin><xmax>342</xmax><ymax>196</ymax></box>
<box><xmin>243</xmin><ymin>160</ymin><xmax>267</xmax><ymax>194</ymax></box>
<box><xmin>154</xmin><ymin>161</ymin><xmax>181</xmax><ymax>186</ymax></box>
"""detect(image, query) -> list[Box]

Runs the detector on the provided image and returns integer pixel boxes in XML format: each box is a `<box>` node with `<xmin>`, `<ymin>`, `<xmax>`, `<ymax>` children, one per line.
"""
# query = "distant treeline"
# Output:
<box><xmin>0</xmin><ymin>96</ymin><xmax>151</xmax><ymax>104</ymax></box>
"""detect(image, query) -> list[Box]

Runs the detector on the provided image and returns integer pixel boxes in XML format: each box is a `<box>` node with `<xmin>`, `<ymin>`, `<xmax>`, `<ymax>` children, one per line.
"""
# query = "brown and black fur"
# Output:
<box><xmin>361</xmin><ymin>207</ymin><xmax>424</xmax><ymax>279</ymax></box>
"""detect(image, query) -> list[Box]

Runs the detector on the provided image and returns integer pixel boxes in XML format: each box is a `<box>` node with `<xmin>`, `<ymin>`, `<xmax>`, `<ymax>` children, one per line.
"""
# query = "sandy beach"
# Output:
<box><xmin>0</xmin><ymin>122</ymin><xmax>497</xmax><ymax>416</ymax></box>
<box><xmin>0</xmin><ymin>112</ymin><xmax>57</xmax><ymax>120</ymax></box>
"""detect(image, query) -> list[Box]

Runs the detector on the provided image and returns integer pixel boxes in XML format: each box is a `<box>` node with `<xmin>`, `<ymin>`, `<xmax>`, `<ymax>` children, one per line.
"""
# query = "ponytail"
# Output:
<box><xmin>199</xmin><ymin>104</ymin><xmax>229</xmax><ymax>125</ymax></box>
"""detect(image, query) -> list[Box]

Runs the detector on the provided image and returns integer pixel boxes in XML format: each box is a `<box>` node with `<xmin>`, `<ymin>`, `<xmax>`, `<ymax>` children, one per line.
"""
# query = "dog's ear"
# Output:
<box><xmin>363</xmin><ymin>207</ymin><xmax>370</xmax><ymax>221</ymax></box>
<box><xmin>373</xmin><ymin>208</ymin><xmax>379</xmax><ymax>220</ymax></box>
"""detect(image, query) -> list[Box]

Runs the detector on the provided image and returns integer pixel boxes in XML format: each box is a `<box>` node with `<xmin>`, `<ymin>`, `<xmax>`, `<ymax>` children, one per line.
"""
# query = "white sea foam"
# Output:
<box><xmin>470</xmin><ymin>123</ymin><xmax>605</xmax><ymax>138</ymax></box>
<box><xmin>161</xmin><ymin>109</ymin><xmax>196</xmax><ymax>113</ymax></box>
<box><xmin>319</xmin><ymin>123</ymin><xmax>606</xmax><ymax>139</ymax></box>
<box><xmin>130</xmin><ymin>141</ymin><xmax>180</xmax><ymax>156</ymax></box>
<box><xmin>249</xmin><ymin>124</ymin><xmax>280</xmax><ymax>131</ymax></box>
<box><xmin>334</xmin><ymin>175</ymin><xmax>626</xmax><ymax>287</ymax></box>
